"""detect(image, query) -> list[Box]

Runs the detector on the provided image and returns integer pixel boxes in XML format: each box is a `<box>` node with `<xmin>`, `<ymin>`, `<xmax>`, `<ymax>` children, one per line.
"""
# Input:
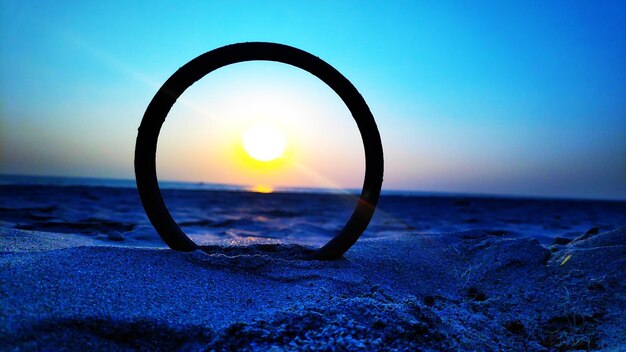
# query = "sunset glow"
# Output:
<box><xmin>242</xmin><ymin>123</ymin><xmax>286</xmax><ymax>162</ymax></box>
<box><xmin>249</xmin><ymin>184</ymin><xmax>274</xmax><ymax>193</ymax></box>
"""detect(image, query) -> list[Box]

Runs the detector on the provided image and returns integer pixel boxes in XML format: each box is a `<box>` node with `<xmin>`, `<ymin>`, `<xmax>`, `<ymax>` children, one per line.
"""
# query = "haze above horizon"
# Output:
<box><xmin>1</xmin><ymin>1</ymin><xmax>625</xmax><ymax>200</ymax></box>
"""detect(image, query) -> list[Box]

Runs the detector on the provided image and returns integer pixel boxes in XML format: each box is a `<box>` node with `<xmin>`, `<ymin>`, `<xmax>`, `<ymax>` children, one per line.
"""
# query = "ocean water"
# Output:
<box><xmin>1</xmin><ymin>174</ymin><xmax>625</xmax><ymax>248</ymax></box>
<box><xmin>0</xmin><ymin>174</ymin><xmax>479</xmax><ymax>197</ymax></box>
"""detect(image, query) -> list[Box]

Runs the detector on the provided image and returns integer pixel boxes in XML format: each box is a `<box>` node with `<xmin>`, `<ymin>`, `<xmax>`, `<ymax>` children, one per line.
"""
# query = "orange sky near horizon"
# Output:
<box><xmin>156</xmin><ymin>62</ymin><xmax>366</xmax><ymax>191</ymax></box>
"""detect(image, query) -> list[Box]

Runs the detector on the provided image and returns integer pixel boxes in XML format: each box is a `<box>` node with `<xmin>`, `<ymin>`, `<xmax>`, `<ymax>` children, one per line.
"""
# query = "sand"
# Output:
<box><xmin>2</xmin><ymin>225</ymin><xmax>625</xmax><ymax>351</ymax></box>
<box><xmin>1</xmin><ymin>184</ymin><xmax>625</xmax><ymax>350</ymax></box>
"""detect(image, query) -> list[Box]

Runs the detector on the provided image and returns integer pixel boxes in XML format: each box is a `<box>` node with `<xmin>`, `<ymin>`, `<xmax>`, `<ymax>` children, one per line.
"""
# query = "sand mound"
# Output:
<box><xmin>1</xmin><ymin>227</ymin><xmax>625</xmax><ymax>350</ymax></box>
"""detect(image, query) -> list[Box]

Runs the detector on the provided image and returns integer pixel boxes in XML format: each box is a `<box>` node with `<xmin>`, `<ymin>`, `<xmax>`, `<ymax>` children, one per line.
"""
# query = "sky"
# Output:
<box><xmin>1</xmin><ymin>1</ymin><xmax>625</xmax><ymax>200</ymax></box>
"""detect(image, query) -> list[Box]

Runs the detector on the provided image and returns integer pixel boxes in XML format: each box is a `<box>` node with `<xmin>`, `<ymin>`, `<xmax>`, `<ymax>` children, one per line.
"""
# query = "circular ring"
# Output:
<box><xmin>135</xmin><ymin>42</ymin><xmax>383</xmax><ymax>260</ymax></box>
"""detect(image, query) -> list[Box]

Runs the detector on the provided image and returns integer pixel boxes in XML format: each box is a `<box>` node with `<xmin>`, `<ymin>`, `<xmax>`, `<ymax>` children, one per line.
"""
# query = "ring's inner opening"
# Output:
<box><xmin>156</xmin><ymin>61</ymin><xmax>365</xmax><ymax>247</ymax></box>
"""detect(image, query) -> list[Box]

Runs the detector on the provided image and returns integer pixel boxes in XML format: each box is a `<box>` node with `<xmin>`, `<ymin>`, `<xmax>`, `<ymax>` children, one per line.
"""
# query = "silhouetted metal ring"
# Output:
<box><xmin>135</xmin><ymin>42</ymin><xmax>383</xmax><ymax>260</ymax></box>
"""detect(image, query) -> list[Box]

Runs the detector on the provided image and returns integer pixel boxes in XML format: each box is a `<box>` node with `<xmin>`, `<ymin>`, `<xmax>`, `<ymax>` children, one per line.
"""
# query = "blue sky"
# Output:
<box><xmin>1</xmin><ymin>1</ymin><xmax>625</xmax><ymax>199</ymax></box>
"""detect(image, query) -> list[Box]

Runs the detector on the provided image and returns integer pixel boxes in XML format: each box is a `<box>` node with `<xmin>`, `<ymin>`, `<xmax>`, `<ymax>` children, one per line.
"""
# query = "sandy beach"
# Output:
<box><xmin>1</xmin><ymin>184</ymin><xmax>626</xmax><ymax>350</ymax></box>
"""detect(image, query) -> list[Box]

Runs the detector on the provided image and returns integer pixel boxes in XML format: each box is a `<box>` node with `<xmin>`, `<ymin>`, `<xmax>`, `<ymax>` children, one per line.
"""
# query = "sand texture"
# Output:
<box><xmin>2</xmin><ymin>225</ymin><xmax>625</xmax><ymax>351</ymax></box>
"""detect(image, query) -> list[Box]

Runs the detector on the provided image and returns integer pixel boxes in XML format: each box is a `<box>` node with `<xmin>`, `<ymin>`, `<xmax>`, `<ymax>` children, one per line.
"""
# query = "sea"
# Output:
<box><xmin>1</xmin><ymin>174</ymin><xmax>625</xmax><ymax>248</ymax></box>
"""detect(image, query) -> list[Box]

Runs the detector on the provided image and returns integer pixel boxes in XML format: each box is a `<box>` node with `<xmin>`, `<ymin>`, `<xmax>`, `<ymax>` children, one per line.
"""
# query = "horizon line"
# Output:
<box><xmin>0</xmin><ymin>172</ymin><xmax>624</xmax><ymax>203</ymax></box>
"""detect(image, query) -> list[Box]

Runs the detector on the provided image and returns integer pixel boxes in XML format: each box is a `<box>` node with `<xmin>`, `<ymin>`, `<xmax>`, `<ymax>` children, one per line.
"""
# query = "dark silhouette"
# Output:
<box><xmin>134</xmin><ymin>42</ymin><xmax>384</xmax><ymax>260</ymax></box>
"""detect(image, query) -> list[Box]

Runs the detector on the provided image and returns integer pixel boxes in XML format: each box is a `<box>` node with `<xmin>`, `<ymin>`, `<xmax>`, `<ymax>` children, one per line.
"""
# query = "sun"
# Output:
<box><xmin>242</xmin><ymin>123</ymin><xmax>286</xmax><ymax>162</ymax></box>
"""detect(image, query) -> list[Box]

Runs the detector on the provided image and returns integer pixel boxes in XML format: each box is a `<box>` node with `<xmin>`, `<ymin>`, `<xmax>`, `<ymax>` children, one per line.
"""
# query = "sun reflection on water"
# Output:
<box><xmin>249</xmin><ymin>184</ymin><xmax>274</xmax><ymax>193</ymax></box>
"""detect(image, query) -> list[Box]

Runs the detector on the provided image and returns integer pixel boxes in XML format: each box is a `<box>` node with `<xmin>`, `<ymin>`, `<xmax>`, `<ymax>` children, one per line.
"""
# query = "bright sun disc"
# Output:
<box><xmin>243</xmin><ymin>123</ymin><xmax>286</xmax><ymax>162</ymax></box>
